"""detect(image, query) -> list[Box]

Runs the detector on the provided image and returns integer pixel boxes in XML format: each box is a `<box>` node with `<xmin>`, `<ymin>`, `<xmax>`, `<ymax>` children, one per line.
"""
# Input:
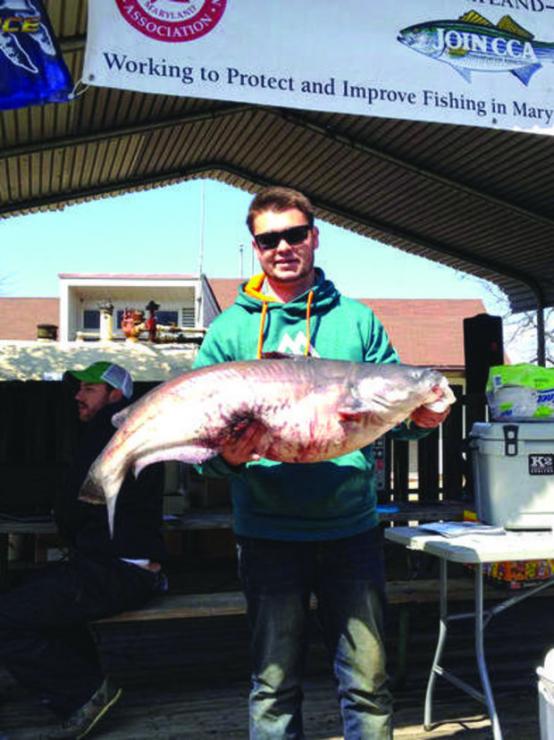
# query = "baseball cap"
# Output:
<box><xmin>67</xmin><ymin>361</ymin><xmax>133</xmax><ymax>399</ymax></box>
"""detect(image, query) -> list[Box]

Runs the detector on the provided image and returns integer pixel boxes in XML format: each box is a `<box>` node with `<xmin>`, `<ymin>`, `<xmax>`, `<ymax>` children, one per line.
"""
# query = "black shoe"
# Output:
<box><xmin>47</xmin><ymin>678</ymin><xmax>122</xmax><ymax>739</ymax></box>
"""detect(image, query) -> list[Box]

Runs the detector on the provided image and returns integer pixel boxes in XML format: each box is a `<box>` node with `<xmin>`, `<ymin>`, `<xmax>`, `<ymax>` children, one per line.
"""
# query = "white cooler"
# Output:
<box><xmin>469</xmin><ymin>422</ymin><xmax>554</xmax><ymax>530</ymax></box>
<box><xmin>538</xmin><ymin>649</ymin><xmax>554</xmax><ymax>740</ymax></box>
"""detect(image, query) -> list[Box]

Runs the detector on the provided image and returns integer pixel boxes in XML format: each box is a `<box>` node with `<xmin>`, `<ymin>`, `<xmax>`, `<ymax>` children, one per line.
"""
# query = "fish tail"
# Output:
<box><xmin>78</xmin><ymin>471</ymin><xmax>106</xmax><ymax>505</ymax></box>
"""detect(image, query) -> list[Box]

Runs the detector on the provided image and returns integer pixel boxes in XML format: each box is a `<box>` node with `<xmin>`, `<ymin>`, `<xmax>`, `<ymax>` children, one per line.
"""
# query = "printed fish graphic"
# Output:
<box><xmin>398</xmin><ymin>11</ymin><xmax>554</xmax><ymax>85</ymax></box>
<box><xmin>78</xmin><ymin>356</ymin><xmax>455</xmax><ymax>535</ymax></box>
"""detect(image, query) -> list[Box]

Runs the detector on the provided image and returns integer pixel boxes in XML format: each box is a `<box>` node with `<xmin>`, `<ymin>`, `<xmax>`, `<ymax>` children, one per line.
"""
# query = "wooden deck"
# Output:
<box><xmin>1</xmin><ymin>593</ymin><xmax>550</xmax><ymax>739</ymax></box>
<box><xmin>0</xmin><ymin>671</ymin><xmax>541</xmax><ymax>739</ymax></box>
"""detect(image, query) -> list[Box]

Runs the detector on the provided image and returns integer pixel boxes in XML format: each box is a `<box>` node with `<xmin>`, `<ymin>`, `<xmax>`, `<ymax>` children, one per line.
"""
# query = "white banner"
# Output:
<box><xmin>83</xmin><ymin>0</ymin><xmax>554</xmax><ymax>135</ymax></box>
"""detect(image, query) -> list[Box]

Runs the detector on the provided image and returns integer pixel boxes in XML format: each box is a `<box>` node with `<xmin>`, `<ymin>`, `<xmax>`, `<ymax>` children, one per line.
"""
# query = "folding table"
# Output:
<box><xmin>385</xmin><ymin>526</ymin><xmax>554</xmax><ymax>740</ymax></box>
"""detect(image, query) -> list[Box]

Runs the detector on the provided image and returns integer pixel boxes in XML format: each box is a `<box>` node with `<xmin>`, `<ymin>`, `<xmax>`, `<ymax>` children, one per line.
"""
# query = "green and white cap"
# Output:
<box><xmin>68</xmin><ymin>361</ymin><xmax>133</xmax><ymax>399</ymax></box>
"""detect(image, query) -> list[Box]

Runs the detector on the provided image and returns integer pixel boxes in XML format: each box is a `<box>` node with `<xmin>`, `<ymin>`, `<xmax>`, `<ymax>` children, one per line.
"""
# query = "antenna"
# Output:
<box><xmin>198</xmin><ymin>180</ymin><xmax>206</xmax><ymax>276</ymax></box>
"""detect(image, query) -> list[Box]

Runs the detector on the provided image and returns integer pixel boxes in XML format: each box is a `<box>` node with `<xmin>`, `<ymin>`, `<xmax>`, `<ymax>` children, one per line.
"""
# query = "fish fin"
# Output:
<box><xmin>106</xmin><ymin>498</ymin><xmax>116</xmax><ymax>539</ymax></box>
<box><xmin>451</xmin><ymin>65</ymin><xmax>472</xmax><ymax>82</ymax></box>
<box><xmin>111</xmin><ymin>406</ymin><xmax>132</xmax><ymax>428</ymax></box>
<box><xmin>459</xmin><ymin>11</ymin><xmax>494</xmax><ymax>27</ymax></box>
<box><xmin>497</xmin><ymin>15</ymin><xmax>534</xmax><ymax>40</ymax></box>
<box><xmin>260</xmin><ymin>352</ymin><xmax>294</xmax><ymax>360</ymax></box>
<box><xmin>511</xmin><ymin>64</ymin><xmax>542</xmax><ymax>86</ymax></box>
<box><xmin>78</xmin><ymin>470</ymin><xmax>123</xmax><ymax>539</ymax></box>
<box><xmin>133</xmin><ymin>445</ymin><xmax>218</xmax><ymax>476</ymax></box>
<box><xmin>338</xmin><ymin>395</ymin><xmax>373</xmax><ymax>421</ymax></box>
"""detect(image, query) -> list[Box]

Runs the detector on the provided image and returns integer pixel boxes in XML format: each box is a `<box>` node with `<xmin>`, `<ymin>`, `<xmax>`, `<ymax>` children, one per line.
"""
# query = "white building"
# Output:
<box><xmin>58</xmin><ymin>273</ymin><xmax>221</xmax><ymax>342</ymax></box>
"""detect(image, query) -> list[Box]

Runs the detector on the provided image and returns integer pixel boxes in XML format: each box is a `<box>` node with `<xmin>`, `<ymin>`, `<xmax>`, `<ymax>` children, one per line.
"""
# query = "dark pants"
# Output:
<box><xmin>236</xmin><ymin>528</ymin><xmax>392</xmax><ymax>740</ymax></box>
<box><xmin>0</xmin><ymin>551</ymin><xmax>163</xmax><ymax>718</ymax></box>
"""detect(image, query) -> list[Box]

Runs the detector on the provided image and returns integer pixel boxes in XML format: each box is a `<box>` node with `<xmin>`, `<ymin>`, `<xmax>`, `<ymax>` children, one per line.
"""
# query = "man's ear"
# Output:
<box><xmin>311</xmin><ymin>225</ymin><xmax>319</xmax><ymax>251</ymax></box>
<box><xmin>108</xmin><ymin>388</ymin><xmax>124</xmax><ymax>404</ymax></box>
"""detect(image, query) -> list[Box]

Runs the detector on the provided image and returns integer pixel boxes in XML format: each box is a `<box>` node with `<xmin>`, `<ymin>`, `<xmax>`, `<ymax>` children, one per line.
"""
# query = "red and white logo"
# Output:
<box><xmin>116</xmin><ymin>0</ymin><xmax>227</xmax><ymax>43</ymax></box>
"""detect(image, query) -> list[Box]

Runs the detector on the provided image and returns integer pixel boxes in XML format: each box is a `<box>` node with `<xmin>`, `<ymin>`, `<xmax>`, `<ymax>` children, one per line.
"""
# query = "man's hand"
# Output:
<box><xmin>410</xmin><ymin>404</ymin><xmax>451</xmax><ymax>429</ymax></box>
<box><xmin>220</xmin><ymin>420</ymin><xmax>268</xmax><ymax>467</ymax></box>
<box><xmin>410</xmin><ymin>380</ymin><xmax>454</xmax><ymax>429</ymax></box>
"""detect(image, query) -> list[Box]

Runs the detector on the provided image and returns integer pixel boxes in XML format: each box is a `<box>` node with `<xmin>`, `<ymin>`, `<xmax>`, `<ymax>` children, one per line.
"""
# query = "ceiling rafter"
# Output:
<box><xmin>0</xmin><ymin>160</ymin><xmax>542</xmax><ymax>306</ymax></box>
<box><xmin>3</xmin><ymin>99</ymin><xmax>553</xmax><ymax>235</ymax></box>
<box><xmin>270</xmin><ymin>108</ymin><xmax>554</xmax><ymax>232</ymax></box>
<box><xmin>0</xmin><ymin>104</ymin><xmax>251</xmax><ymax>160</ymax></box>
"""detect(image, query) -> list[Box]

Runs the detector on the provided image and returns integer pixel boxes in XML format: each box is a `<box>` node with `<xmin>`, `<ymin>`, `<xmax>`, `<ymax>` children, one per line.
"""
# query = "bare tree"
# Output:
<box><xmin>504</xmin><ymin>309</ymin><xmax>554</xmax><ymax>366</ymax></box>
<box><xmin>481</xmin><ymin>281</ymin><xmax>554</xmax><ymax>366</ymax></box>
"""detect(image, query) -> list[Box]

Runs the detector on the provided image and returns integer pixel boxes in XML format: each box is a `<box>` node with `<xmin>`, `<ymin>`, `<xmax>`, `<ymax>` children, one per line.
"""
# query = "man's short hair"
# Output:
<box><xmin>246</xmin><ymin>186</ymin><xmax>315</xmax><ymax>234</ymax></box>
<box><xmin>66</xmin><ymin>361</ymin><xmax>133</xmax><ymax>399</ymax></box>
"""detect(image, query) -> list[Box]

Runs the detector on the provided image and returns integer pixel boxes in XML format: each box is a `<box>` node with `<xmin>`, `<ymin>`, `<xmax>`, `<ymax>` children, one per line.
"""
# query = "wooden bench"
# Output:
<box><xmin>92</xmin><ymin>579</ymin><xmax>476</xmax><ymax>625</ymax></box>
<box><xmin>91</xmin><ymin>576</ymin><xmax>554</xmax><ymax>688</ymax></box>
<box><xmin>95</xmin><ymin>575</ymin><xmax>551</xmax><ymax>626</ymax></box>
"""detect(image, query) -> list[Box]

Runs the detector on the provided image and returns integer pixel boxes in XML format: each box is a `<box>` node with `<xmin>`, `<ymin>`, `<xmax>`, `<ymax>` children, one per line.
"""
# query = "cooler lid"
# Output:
<box><xmin>470</xmin><ymin>421</ymin><xmax>554</xmax><ymax>442</ymax></box>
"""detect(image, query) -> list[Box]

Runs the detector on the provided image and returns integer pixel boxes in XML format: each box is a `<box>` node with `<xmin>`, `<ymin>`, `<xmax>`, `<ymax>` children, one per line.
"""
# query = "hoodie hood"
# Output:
<box><xmin>236</xmin><ymin>268</ymin><xmax>339</xmax><ymax>357</ymax></box>
<box><xmin>239</xmin><ymin>268</ymin><xmax>338</xmax><ymax>312</ymax></box>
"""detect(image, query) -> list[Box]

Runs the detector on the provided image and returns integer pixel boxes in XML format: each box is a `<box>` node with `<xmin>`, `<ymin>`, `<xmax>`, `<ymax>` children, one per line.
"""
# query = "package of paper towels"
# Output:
<box><xmin>487</xmin><ymin>364</ymin><xmax>554</xmax><ymax>421</ymax></box>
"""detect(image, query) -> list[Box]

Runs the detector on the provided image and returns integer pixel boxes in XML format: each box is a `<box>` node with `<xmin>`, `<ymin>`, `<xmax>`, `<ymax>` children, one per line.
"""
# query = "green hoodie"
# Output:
<box><xmin>193</xmin><ymin>269</ymin><xmax>428</xmax><ymax>541</ymax></box>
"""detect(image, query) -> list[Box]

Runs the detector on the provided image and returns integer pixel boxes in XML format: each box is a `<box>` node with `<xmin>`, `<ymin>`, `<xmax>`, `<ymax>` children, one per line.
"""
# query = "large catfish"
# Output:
<box><xmin>79</xmin><ymin>357</ymin><xmax>455</xmax><ymax>533</ymax></box>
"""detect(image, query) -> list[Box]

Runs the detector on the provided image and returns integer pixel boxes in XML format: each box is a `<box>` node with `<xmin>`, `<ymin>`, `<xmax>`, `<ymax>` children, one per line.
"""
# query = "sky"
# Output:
<box><xmin>0</xmin><ymin>178</ymin><xmax>504</xmax><ymax>314</ymax></box>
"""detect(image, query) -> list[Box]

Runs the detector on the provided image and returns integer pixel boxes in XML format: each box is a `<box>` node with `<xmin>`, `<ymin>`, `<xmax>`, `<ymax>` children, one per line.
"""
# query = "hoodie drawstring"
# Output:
<box><xmin>304</xmin><ymin>290</ymin><xmax>313</xmax><ymax>357</ymax></box>
<box><xmin>256</xmin><ymin>289</ymin><xmax>314</xmax><ymax>359</ymax></box>
<box><xmin>256</xmin><ymin>301</ymin><xmax>269</xmax><ymax>359</ymax></box>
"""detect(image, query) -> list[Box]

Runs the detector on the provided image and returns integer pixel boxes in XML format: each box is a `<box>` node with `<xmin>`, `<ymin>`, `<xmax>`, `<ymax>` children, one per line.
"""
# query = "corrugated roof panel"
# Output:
<box><xmin>1</xmin><ymin>1</ymin><xmax>553</xmax><ymax>313</ymax></box>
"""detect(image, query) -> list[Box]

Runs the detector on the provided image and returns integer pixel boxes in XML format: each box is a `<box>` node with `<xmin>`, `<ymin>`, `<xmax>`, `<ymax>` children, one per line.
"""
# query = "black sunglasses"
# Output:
<box><xmin>254</xmin><ymin>224</ymin><xmax>312</xmax><ymax>251</ymax></box>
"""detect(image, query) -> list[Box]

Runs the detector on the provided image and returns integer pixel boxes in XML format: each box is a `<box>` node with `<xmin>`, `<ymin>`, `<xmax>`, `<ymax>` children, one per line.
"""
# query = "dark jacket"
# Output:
<box><xmin>55</xmin><ymin>400</ymin><xmax>166</xmax><ymax>564</ymax></box>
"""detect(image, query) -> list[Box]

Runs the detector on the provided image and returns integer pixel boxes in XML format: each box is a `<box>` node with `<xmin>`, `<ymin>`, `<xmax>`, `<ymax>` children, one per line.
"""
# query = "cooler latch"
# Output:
<box><xmin>503</xmin><ymin>425</ymin><xmax>519</xmax><ymax>456</ymax></box>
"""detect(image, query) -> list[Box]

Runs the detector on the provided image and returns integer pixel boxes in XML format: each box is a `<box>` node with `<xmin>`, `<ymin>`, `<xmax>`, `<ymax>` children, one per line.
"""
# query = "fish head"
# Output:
<box><xmin>398</xmin><ymin>22</ymin><xmax>442</xmax><ymax>59</ymax></box>
<box><xmin>354</xmin><ymin>365</ymin><xmax>453</xmax><ymax>415</ymax></box>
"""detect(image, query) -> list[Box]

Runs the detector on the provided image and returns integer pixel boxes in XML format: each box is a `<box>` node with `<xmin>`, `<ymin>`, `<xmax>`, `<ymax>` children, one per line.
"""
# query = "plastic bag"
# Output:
<box><xmin>486</xmin><ymin>364</ymin><xmax>554</xmax><ymax>421</ymax></box>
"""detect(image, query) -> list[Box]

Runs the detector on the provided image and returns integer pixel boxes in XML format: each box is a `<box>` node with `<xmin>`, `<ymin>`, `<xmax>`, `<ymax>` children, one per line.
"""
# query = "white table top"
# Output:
<box><xmin>385</xmin><ymin>526</ymin><xmax>554</xmax><ymax>563</ymax></box>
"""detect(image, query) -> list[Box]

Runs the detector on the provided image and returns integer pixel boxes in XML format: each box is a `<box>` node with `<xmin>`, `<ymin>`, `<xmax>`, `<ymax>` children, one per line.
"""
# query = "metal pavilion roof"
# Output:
<box><xmin>1</xmin><ymin>0</ymin><xmax>554</xmax><ymax>316</ymax></box>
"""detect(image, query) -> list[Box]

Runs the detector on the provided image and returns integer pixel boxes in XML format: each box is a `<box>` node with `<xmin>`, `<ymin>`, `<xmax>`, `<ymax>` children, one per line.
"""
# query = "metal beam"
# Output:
<box><xmin>4</xmin><ymin>99</ymin><xmax>553</xmax><ymax>236</ymax></box>
<box><xmin>0</xmin><ymin>173</ymin><xmax>189</xmax><ymax>216</ymax></box>
<box><xmin>309</xmin><ymin>192</ymin><xmax>546</xmax><ymax>309</ymax></box>
<box><xmin>0</xmin><ymin>104</ymin><xmax>253</xmax><ymax>160</ymax></box>
<box><xmin>60</xmin><ymin>35</ymin><xmax>86</xmax><ymax>53</ymax></box>
<box><xmin>0</xmin><ymin>161</ymin><xmax>544</xmax><ymax>310</ymax></box>
<box><xmin>273</xmin><ymin>108</ymin><xmax>554</xmax><ymax>232</ymax></box>
<box><xmin>51</xmin><ymin>35</ymin><xmax>554</xmax><ymax>234</ymax></box>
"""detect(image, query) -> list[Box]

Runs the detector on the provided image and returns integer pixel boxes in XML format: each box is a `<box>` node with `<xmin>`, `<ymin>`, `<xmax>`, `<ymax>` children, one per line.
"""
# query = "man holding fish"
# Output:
<box><xmin>192</xmin><ymin>186</ymin><xmax>453</xmax><ymax>739</ymax></box>
<box><xmin>0</xmin><ymin>362</ymin><xmax>167</xmax><ymax>739</ymax></box>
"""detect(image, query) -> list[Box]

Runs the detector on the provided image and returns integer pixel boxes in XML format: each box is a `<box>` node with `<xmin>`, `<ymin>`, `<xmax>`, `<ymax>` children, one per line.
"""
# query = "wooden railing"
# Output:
<box><xmin>377</xmin><ymin>384</ymin><xmax>486</xmax><ymax>506</ymax></box>
<box><xmin>0</xmin><ymin>380</ymin><xmax>156</xmax><ymax>517</ymax></box>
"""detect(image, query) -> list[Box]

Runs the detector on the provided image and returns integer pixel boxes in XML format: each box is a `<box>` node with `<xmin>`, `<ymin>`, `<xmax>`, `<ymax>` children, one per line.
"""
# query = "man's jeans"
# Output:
<box><xmin>0</xmin><ymin>552</ymin><xmax>164</xmax><ymax>718</ymax></box>
<box><xmin>236</xmin><ymin>528</ymin><xmax>392</xmax><ymax>740</ymax></box>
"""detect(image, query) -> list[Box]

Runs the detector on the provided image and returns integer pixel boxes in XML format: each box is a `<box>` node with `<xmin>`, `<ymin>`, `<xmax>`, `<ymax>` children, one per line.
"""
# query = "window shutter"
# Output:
<box><xmin>181</xmin><ymin>307</ymin><xmax>195</xmax><ymax>327</ymax></box>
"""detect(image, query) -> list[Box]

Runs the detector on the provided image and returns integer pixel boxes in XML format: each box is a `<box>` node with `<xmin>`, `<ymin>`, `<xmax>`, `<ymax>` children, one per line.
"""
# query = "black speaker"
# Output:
<box><xmin>463</xmin><ymin>314</ymin><xmax>504</xmax><ymax>394</ymax></box>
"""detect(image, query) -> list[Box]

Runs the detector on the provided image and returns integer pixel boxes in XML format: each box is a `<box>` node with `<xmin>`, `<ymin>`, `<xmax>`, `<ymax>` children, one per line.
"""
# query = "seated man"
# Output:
<box><xmin>0</xmin><ymin>361</ymin><xmax>167</xmax><ymax>739</ymax></box>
